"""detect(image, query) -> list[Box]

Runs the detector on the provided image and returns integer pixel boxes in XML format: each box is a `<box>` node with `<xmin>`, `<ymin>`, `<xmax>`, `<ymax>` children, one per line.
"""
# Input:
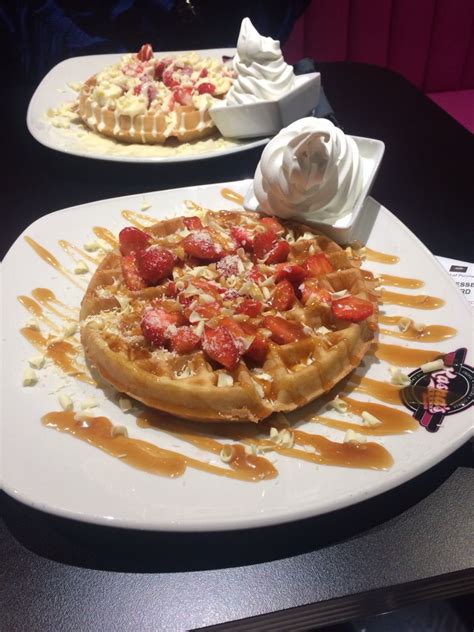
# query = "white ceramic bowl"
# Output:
<box><xmin>244</xmin><ymin>135</ymin><xmax>385</xmax><ymax>243</ymax></box>
<box><xmin>209</xmin><ymin>72</ymin><xmax>321</xmax><ymax>139</ymax></box>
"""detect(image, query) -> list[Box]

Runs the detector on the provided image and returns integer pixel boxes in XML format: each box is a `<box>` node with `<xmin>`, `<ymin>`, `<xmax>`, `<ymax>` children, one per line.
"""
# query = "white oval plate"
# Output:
<box><xmin>26</xmin><ymin>50</ymin><xmax>269</xmax><ymax>163</ymax></box>
<box><xmin>1</xmin><ymin>180</ymin><xmax>472</xmax><ymax>531</ymax></box>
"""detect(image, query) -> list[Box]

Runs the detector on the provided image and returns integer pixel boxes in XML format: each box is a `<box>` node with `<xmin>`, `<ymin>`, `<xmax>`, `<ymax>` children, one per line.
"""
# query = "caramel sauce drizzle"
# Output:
<box><xmin>220</xmin><ymin>188</ymin><xmax>244</xmax><ymax>205</ymax></box>
<box><xmin>378</xmin><ymin>273</ymin><xmax>424</xmax><ymax>289</ymax></box>
<box><xmin>282</xmin><ymin>431</ymin><xmax>393</xmax><ymax>470</ymax></box>
<box><xmin>348</xmin><ymin>375</ymin><xmax>403</xmax><ymax>405</ymax></box>
<box><xmin>380</xmin><ymin>289</ymin><xmax>445</xmax><ymax>309</ymax></box>
<box><xmin>17</xmin><ymin>296</ymin><xmax>60</xmax><ymax>331</ymax></box>
<box><xmin>380</xmin><ymin>324</ymin><xmax>457</xmax><ymax>343</ymax></box>
<box><xmin>24</xmin><ymin>236</ymin><xmax>85</xmax><ymax>289</ymax></box>
<box><xmin>363</xmin><ymin>247</ymin><xmax>399</xmax><ymax>264</ymax></box>
<box><xmin>21</xmin><ymin>327</ymin><xmax>94</xmax><ymax>385</ymax></box>
<box><xmin>31</xmin><ymin>287</ymin><xmax>77</xmax><ymax>319</ymax></box>
<box><xmin>43</xmin><ymin>411</ymin><xmax>276</xmax><ymax>481</ymax></box>
<box><xmin>58</xmin><ymin>239</ymin><xmax>101</xmax><ymax>265</ymax></box>
<box><xmin>121</xmin><ymin>210</ymin><xmax>156</xmax><ymax>229</ymax></box>
<box><xmin>93</xmin><ymin>227</ymin><xmax>117</xmax><ymax>247</ymax></box>
<box><xmin>310</xmin><ymin>395</ymin><xmax>417</xmax><ymax>436</ymax></box>
<box><xmin>373</xmin><ymin>342</ymin><xmax>441</xmax><ymax>366</ymax></box>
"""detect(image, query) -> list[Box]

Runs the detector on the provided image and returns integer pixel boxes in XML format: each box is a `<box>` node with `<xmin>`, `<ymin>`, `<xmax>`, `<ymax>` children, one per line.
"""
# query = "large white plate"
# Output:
<box><xmin>1</xmin><ymin>181</ymin><xmax>473</xmax><ymax>531</ymax></box>
<box><xmin>27</xmin><ymin>50</ymin><xmax>269</xmax><ymax>163</ymax></box>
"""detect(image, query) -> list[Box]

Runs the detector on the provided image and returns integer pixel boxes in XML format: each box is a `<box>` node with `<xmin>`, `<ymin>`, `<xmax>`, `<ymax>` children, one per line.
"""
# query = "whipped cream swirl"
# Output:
<box><xmin>226</xmin><ymin>18</ymin><xmax>295</xmax><ymax>105</ymax></box>
<box><xmin>253</xmin><ymin>117</ymin><xmax>365</xmax><ymax>221</ymax></box>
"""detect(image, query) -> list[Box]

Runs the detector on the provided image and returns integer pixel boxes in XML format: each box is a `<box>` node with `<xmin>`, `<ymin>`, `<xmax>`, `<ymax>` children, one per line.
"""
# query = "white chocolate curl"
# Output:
<box><xmin>226</xmin><ymin>18</ymin><xmax>295</xmax><ymax>105</ymax></box>
<box><xmin>254</xmin><ymin>117</ymin><xmax>364</xmax><ymax>221</ymax></box>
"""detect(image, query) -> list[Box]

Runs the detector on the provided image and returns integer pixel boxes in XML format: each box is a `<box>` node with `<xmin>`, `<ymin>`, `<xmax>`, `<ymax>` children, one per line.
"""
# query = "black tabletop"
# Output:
<box><xmin>2</xmin><ymin>63</ymin><xmax>473</xmax><ymax>631</ymax></box>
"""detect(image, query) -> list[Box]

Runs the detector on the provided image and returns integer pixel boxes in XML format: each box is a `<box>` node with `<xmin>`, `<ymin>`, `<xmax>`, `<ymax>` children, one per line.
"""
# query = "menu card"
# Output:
<box><xmin>437</xmin><ymin>256</ymin><xmax>474</xmax><ymax>308</ymax></box>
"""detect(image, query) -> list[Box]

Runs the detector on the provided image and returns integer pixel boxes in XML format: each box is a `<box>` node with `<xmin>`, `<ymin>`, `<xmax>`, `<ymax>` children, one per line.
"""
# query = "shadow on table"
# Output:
<box><xmin>1</xmin><ymin>442</ymin><xmax>471</xmax><ymax>574</ymax></box>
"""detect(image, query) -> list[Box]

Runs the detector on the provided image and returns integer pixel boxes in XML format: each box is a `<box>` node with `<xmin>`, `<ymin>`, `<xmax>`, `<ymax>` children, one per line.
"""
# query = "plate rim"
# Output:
<box><xmin>1</xmin><ymin>184</ymin><xmax>473</xmax><ymax>531</ymax></box>
<box><xmin>26</xmin><ymin>50</ymin><xmax>270</xmax><ymax>164</ymax></box>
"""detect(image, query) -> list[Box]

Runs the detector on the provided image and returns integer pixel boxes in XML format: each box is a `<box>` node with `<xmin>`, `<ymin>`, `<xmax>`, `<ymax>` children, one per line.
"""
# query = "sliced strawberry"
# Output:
<box><xmin>162</xmin><ymin>67</ymin><xmax>179</xmax><ymax>88</ymax></box>
<box><xmin>253</xmin><ymin>230</ymin><xmax>276</xmax><ymax>259</ymax></box>
<box><xmin>141</xmin><ymin>308</ymin><xmax>180</xmax><ymax>348</ymax></box>
<box><xmin>173</xmin><ymin>86</ymin><xmax>193</xmax><ymax>106</ymax></box>
<box><xmin>237</xmin><ymin>299</ymin><xmax>262</xmax><ymax>317</ymax></box>
<box><xmin>137</xmin><ymin>43</ymin><xmax>154</xmax><ymax>62</ymax></box>
<box><xmin>182</xmin><ymin>231</ymin><xmax>225</xmax><ymax>262</ymax></box>
<box><xmin>260</xmin><ymin>217</ymin><xmax>284</xmax><ymax>235</ymax></box>
<box><xmin>202</xmin><ymin>325</ymin><xmax>241</xmax><ymax>370</ymax></box>
<box><xmin>136</xmin><ymin>247</ymin><xmax>175</xmax><ymax>284</ymax></box>
<box><xmin>184</xmin><ymin>301</ymin><xmax>221</xmax><ymax>321</ymax></box>
<box><xmin>197</xmin><ymin>82</ymin><xmax>216</xmax><ymax>94</ymax></box>
<box><xmin>154</xmin><ymin>59</ymin><xmax>168</xmax><ymax>81</ymax></box>
<box><xmin>265</xmin><ymin>240</ymin><xmax>290</xmax><ymax>264</ymax></box>
<box><xmin>217</xmin><ymin>254</ymin><xmax>241</xmax><ymax>277</ymax></box>
<box><xmin>168</xmin><ymin>326</ymin><xmax>200</xmax><ymax>354</ymax></box>
<box><xmin>192</xmin><ymin>278</ymin><xmax>223</xmax><ymax>296</ymax></box>
<box><xmin>121</xmin><ymin>254</ymin><xmax>145</xmax><ymax>291</ymax></box>
<box><xmin>274</xmin><ymin>263</ymin><xmax>307</xmax><ymax>285</ymax></box>
<box><xmin>263</xmin><ymin>316</ymin><xmax>307</xmax><ymax>345</ymax></box>
<box><xmin>230</xmin><ymin>226</ymin><xmax>253</xmax><ymax>252</ymax></box>
<box><xmin>183</xmin><ymin>216</ymin><xmax>203</xmax><ymax>230</ymax></box>
<box><xmin>199</xmin><ymin>68</ymin><xmax>208</xmax><ymax>78</ymax></box>
<box><xmin>300</xmin><ymin>279</ymin><xmax>332</xmax><ymax>305</ymax></box>
<box><xmin>239</xmin><ymin>321</ymin><xmax>269</xmax><ymax>363</ymax></box>
<box><xmin>249</xmin><ymin>266</ymin><xmax>264</xmax><ymax>283</ymax></box>
<box><xmin>164</xmin><ymin>281</ymin><xmax>177</xmax><ymax>297</ymax></box>
<box><xmin>119</xmin><ymin>227</ymin><xmax>151</xmax><ymax>256</ymax></box>
<box><xmin>146</xmin><ymin>84</ymin><xmax>157</xmax><ymax>104</ymax></box>
<box><xmin>122</xmin><ymin>62</ymin><xmax>144</xmax><ymax>77</ymax></box>
<box><xmin>270</xmin><ymin>279</ymin><xmax>296</xmax><ymax>311</ymax></box>
<box><xmin>304</xmin><ymin>253</ymin><xmax>334</xmax><ymax>276</ymax></box>
<box><xmin>133</xmin><ymin>84</ymin><xmax>141</xmax><ymax>96</ymax></box>
<box><xmin>331</xmin><ymin>296</ymin><xmax>374</xmax><ymax>322</ymax></box>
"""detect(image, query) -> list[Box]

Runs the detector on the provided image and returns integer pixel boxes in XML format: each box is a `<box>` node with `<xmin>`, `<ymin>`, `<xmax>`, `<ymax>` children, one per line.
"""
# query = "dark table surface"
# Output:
<box><xmin>2</xmin><ymin>62</ymin><xmax>473</xmax><ymax>631</ymax></box>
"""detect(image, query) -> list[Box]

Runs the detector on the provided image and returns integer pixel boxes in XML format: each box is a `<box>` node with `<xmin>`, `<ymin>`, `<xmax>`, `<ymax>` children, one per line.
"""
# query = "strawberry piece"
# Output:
<box><xmin>182</xmin><ymin>231</ymin><xmax>225</xmax><ymax>262</ymax></box>
<box><xmin>192</xmin><ymin>278</ymin><xmax>223</xmax><ymax>296</ymax></box>
<box><xmin>163</xmin><ymin>67</ymin><xmax>179</xmax><ymax>88</ymax></box>
<box><xmin>184</xmin><ymin>301</ymin><xmax>221</xmax><ymax>321</ymax></box>
<box><xmin>199</xmin><ymin>68</ymin><xmax>208</xmax><ymax>78</ymax></box>
<box><xmin>202</xmin><ymin>325</ymin><xmax>241</xmax><ymax>370</ymax></box>
<box><xmin>119</xmin><ymin>227</ymin><xmax>151</xmax><ymax>256</ymax></box>
<box><xmin>331</xmin><ymin>296</ymin><xmax>374</xmax><ymax>322</ymax></box>
<box><xmin>137</xmin><ymin>43</ymin><xmax>154</xmax><ymax>62</ymax></box>
<box><xmin>265</xmin><ymin>240</ymin><xmax>290</xmax><ymax>264</ymax></box>
<box><xmin>123</xmin><ymin>62</ymin><xmax>144</xmax><ymax>77</ymax></box>
<box><xmin>168</xmin><ymin>326</ymin><xmax>200</xmax><ymax>354</ymax></box>
<box><xmin>237</xmin><ymin>299</ymin><xmax>262</xmax><ymax>317</ymax></box>
<box><xmin>304</xmin><ymin>253</ymin><xmax>334</xmax><ymax>276</ymax></box>
<box><xmin>141</xmin><ymin>308</ymin><xmax>180</xmax><ymax>347</ymax></box>
<box><xmin>121</xmin><ymin>254</ymin><xmax>145</xmax><ymax>291</ymax></box>
<box><xmin>260</xmin><ymin>217</ymin><xmax>284</xmax><ymax>235</ymax></box>
<box><xmin>197</xmin><ymin>82</ymin><xmax>216</xmax><ymax>94</ymax></box>
<box><xmin>274</xmin><ymin>263</ymin><xmax>307</xmax><ymax>285</ymax></box>
<box><xmin>217</xmin><ymin>254</ymin><xmax>241</xmax><ymax>278</ymax></box>
<box><xmin>183</xmin><ymin>216</ymin><xmax>203</xmax><ymax>230</ymax></box>
<box><xmin>253</xmin><ymin>230</ymin><xmax>276</xmax><ymax>260</ymax></box>
<box><xmin>146</xmin><ymin>84</ymin><xmax>157</xmax><ymax>104</ymax></box>
<box><xmin>136</xmin><ymin>247</ymin><xmax>175</xmax><ymax>284</ymax></box>
<box><xmin>245</xmin><ymin>334</ymin><xmax>269</xmax><ymax>363</ymax></box>
<box><xmin>164</xmin><ymin>281</ymin><xmax>177</xmax><ymax>297</ymax></box>
<box><xmin>263</xmin><ymin>316</ymin><xmax>306</xmax><ymax>345</ymax></box>
<box><xmin>249</xmin><ymin>266</ymin><xmax>264</xmax><ymax>283</ymax></box>
<box><xmin>230</xmin><ymin>226</ymin><xmax>253</xmax><ymax>252</ymax></box>
<box><xmin>270</xmin><ymin>279</ymin><xmax>296</xmax><ymax>311</ymax></box>
<box><xmin>300</xmin><ymin>279</ymin><xmax>332</xmax><ymax>305</ymax></box>
<box><xmin>133</xmin><ymin>84</ymin><xmax>141</xmax><ymax>96</ymax></box>
<box><xmin>173</xmin><ymin>86</ymin><xmax>193</xmax><ymax>106</ymax></box>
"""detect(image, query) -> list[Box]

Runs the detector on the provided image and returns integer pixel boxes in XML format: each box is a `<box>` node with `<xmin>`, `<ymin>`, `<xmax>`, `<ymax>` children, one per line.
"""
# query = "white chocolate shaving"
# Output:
<box><xmin>74</xmin><ymin>260</ymin><xmax>89</xmax><ymax>274</ymax></box>
<box><xmin>22</xmin><ymin>367</ymin><xmax>38</xmax><ymax>386</ymax></box>
<box><xmin>217</xmin><ymin>372</ymin><xmax>234</xmax><ymax>387</ymax></box>
<box><xmin>361</xmin><ymin>411</ymin><xmax>383</xmax><ymax>427</ymax></box>
<box><xmin>420</xmin><ymin>359</ymin><xmax>445</xmax><ymax>373</ymax></box>
<box><xmin>389</xmin><ymin>367</ymin><xmax>411</xmax><ymax>386</ymax></box>
<box><xmin>58</xmin><ymin>393</ymin><xmax>73</xmax><ymax>411</ymax></box>
<box><xmin>83</xmin><ymin>240</ymin><xmax>100</xmax><ymax>252</ymax></box>
<box><xmin>28</xmin><ymin>355</ymin><xmax>45</xmax><ymax>369</ymax></box>
<box><xmin>111</xmin><ymin>425</ymin><xmax>128</xmax><ymax>438</ymax></box>
<box><xmin>80</xmin><ymin>398</ymin><xmax>98</xmax><ymax>410</ymax></box>
<box><xmin>118</xmin><ymin>397</ymin><xmax>132</xmax><ymax>412</ymax></box>
<box><xmin>398</xmin><ymin>317</ymin><xmax>412</xmax><ymax>333</ymax></box>
<box><xmin>344</xmin><ymin>429</ymin><xmax>367</xmax><ymax>444</ymax></box>
<box><xmin>220</xmin><ymin>445</ymin><xmax>234</xmax><ymax>463</ymax></box>
<box><xmin>328</xmin><ymin>396</ymin><xmax>348</xmax><ymax>413</ymax></box>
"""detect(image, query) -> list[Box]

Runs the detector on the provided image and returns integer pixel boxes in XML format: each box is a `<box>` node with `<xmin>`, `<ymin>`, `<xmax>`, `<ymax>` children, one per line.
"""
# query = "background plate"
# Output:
<box><xmin>26</xmin><ymin>50</ymin><xmax>269</xmax><ymax>163</ymax></box>
<box><xmin>1</xmin><ymin>180</ymin><xmax>472</xmax><ymax>531</ymax></box>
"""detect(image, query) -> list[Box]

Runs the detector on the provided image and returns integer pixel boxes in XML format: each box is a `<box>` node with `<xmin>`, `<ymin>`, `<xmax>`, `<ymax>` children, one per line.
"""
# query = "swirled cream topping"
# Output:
<box><xmin>226</xmin><ymin>18</ymin><xmax>295</xmax><ymax>105</ymax></box>
<box><xmin>253</xmin><ymin>117</ymin><xmax>365</xmax><ymax>221</ymax></box>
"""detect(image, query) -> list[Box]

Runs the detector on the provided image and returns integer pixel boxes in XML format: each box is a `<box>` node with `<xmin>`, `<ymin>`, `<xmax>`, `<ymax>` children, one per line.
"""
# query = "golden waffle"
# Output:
<box><xmin>80</xmin><ymin>211</ymin><xmax>378</xmax><ymax>422</ymax></box>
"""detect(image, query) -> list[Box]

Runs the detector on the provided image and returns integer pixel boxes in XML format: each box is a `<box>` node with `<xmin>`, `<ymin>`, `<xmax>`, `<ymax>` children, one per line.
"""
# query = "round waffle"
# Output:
<box><xmin>80</xmin><ymin>210</ymin><xmax>378</xmax><ymax>422</ymax></box>
<box><xmin>78</xmin><ymin>45</ymin><xmax>233</xmax><ymax>144</ymax></box>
